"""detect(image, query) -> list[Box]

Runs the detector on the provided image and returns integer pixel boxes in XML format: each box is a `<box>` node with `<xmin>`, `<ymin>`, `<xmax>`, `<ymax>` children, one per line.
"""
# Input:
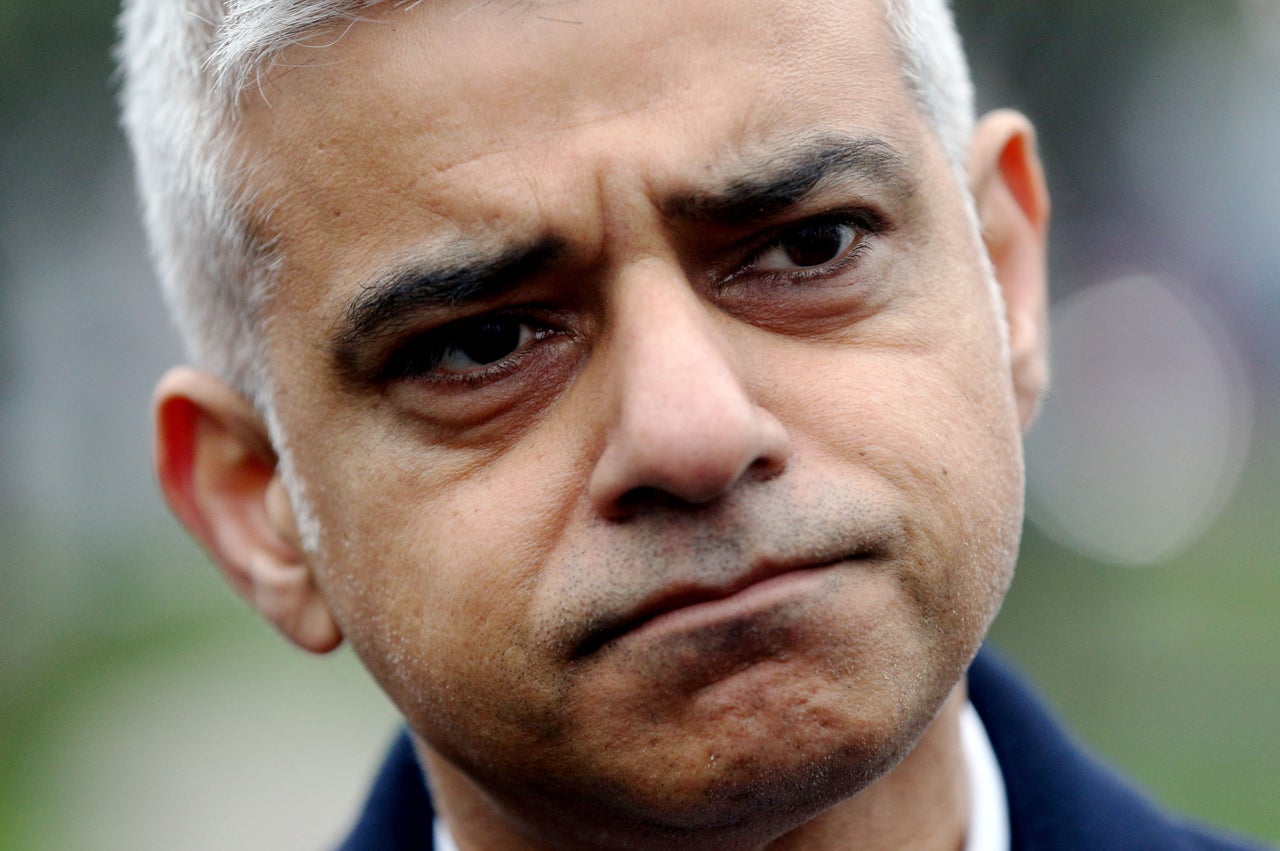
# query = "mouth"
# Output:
<box><xmin>570</xmin><ymin>551</ymin><xmax>874</xmax><ymax>660</ymax></box>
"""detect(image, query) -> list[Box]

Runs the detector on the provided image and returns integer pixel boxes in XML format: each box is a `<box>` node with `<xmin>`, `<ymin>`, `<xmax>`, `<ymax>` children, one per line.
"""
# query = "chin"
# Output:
<box><xmin>529</xmin><ymin>639</ymin><xmax>959</xmax><ymax>846</ymax></box>
<box><xmin>502</xmin><ymin>703</ymin><xmax>937</xmax><ymax>851</ymax></box>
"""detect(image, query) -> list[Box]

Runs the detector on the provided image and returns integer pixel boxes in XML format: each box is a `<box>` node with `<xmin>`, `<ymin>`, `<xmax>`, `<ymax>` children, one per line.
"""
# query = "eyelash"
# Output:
<box><xmin>381</xmin><ymin>314</ymin><xmax>563</xmax><ymax>389</ymax></box>
<box><xmin>726</xmin><ymin>210</ymin><xmax>885</xmax><ymax>288</ymax></box>
<box><xmin>379</xmin><ymin>210</ymin><xmax>886</xmax><ymax>391</ymax></box>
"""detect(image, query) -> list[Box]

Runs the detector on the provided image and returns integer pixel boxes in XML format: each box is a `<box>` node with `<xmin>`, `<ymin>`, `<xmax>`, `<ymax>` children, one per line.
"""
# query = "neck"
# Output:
<box><xmin>420</xmin><ymin>685</ymin><xmax>970</xmax><ymax>851</ymax></box>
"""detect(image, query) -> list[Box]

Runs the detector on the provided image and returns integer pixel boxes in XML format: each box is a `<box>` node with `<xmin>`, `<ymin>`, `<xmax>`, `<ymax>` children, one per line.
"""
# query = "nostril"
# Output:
<box><xmin>615</xmin><ymin>485</ymin><xmax>666</xmax><ymax>515</ymax></box>
<box><xmin>590</xmin><ymin>400</ymin><xmax>793</xmax><ymax>517</ymax></box>
<box><xmin>749</xmin><ymin>448</ymin><xmax>788</xmax><ymax>481</ymax></box>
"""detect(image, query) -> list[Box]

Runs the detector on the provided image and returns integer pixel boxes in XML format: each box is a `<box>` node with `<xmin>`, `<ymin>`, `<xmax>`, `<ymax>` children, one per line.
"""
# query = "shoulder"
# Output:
<box><xmin>337</xmin><ymin>731</ymin><xmax>435</xmax><ymax>851</ymax></box>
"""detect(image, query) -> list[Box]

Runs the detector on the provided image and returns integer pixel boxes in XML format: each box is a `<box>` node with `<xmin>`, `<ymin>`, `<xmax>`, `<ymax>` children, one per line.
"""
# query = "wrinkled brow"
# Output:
<box><xmin>330</xmin><ymin>135</ymin><xmax>916</xmax><ymax>380</ymax></box>
<box><xmin>332</xmin><ymin>236</ymin><xmax>564</xmax><ymax>377</ymax></box>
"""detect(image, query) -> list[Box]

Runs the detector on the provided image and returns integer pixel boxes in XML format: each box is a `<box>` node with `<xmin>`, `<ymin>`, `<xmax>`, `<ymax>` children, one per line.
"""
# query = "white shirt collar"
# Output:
<box><xmin>961</xmin><ymin>700</ymin><xmax>1012</xmax><ymax>851</ymax></box>
<box><xmin>433</xmin><ymin>702</ymin><xmax>1010</xmax><ymax>851</ymax></box>
<box><xmin>434</xmin><ymin>813</ymin><xmax>461</xmax><ymax>851</ymax></box>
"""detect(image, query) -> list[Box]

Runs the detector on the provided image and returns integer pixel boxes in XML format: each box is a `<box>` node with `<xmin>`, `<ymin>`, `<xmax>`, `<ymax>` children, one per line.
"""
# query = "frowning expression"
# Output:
<box><xmin>241</xmin><ymin>0</ymin><xmax>1026</xmax><ymax>841</ymax></box>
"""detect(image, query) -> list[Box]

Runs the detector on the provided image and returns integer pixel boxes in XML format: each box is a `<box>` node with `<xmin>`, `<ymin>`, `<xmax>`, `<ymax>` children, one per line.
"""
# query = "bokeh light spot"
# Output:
<box><xmin>1026</xmin><ymin>275</ymin><xmax>1254</xmax><ymax>566</ymax></box>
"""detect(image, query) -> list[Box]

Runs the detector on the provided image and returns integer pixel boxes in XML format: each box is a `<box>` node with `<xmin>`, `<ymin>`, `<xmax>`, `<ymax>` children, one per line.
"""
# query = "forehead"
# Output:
<box><xmin>240</xmin><ymin>0</ymin><xmax>933</xmax><ymax>302</ymax></box>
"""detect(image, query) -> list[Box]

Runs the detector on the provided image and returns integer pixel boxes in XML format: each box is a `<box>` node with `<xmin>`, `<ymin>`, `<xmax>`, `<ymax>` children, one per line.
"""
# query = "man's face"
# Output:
<box><xmin>243</xmin><ymin>0</ymin><xmax>1025</xmax><ymax>840</ymax></box>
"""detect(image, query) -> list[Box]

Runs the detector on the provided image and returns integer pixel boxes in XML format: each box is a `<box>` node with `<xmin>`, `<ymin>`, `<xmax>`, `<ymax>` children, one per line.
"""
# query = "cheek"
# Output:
<box><xmin>772</xmin><ymin>315</ymin><xmax>1023</xmax><ymax>621</ymax></box>
<box><xmin>290</xmin><ymin>414</ymin><xmax>595</xmax><ymax>748</ymax></box>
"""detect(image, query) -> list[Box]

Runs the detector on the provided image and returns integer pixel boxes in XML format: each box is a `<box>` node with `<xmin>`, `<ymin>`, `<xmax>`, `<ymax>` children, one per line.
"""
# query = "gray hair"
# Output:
<box><xmin>117</xmin><ymin>0</ymin><xmax>975</xmax><ymax>405</ymax></box>
<box><xmin>884</xmin><ymin>0</ymin><xmax>975</xmax><ymax>172</ymax></box>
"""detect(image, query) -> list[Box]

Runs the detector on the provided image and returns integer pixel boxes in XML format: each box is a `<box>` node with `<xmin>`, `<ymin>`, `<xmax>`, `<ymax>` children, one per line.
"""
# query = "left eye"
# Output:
<box><xmin>437</xmin><ymin>318</ymin><xmax>536</xmax><ymax>372</ymax></box>
<box><xmin>385</xmin><ymin>316</ymin><xmax>544</xmax><ymax>379</ymax></box>
<box><xmin>753</xmin><ymin>221</ymin><xmax>860</xmax><ymax>271</ymax></box>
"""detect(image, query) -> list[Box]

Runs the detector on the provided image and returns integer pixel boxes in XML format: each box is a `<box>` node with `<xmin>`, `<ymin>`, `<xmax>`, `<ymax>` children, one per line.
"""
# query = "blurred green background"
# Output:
<box><xmin>1</xmin><ymin>1</ymin><xmax>1277</xmax><ymax>848</ymax></box>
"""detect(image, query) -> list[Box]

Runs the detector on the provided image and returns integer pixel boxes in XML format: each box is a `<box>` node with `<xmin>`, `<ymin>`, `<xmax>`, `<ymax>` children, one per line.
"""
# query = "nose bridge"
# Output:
<box><xmin>588</xmin><ymin>260</ymin><xmax>790</xmax><ymax>516</ymax></box>
<box><xmin>619</xmin><ymin>289</ymin><xmax>732</xmax><ymax>442</ymax></box>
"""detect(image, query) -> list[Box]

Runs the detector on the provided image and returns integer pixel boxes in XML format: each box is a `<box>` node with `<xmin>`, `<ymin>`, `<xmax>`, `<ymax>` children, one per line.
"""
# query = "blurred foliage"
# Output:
<box><xmin>0</xmin><ymin>0</ymin><xmax>124</xmax><ymax>314</ymax></box>
<box><xmin>0</xmin><ymin>0</ymin><xmax>120</xmax><ymax>108</ymax></box>
<box><xmin>958</xmin><ymin>0</ymin><xmax>1247</xmax><ymax>289</ymax></box>
<box><xmin>990</xmin><ymin>411</ymin><xmax>1280</xmax><ymax>839</ymax></box>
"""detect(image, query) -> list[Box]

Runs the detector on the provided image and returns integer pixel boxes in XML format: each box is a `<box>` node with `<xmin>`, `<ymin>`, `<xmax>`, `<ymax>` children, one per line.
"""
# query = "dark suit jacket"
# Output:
<box><xmin>338</xmin><ymin>649</ymin><xmax>1269</xmax><ymax>849</ymax></box>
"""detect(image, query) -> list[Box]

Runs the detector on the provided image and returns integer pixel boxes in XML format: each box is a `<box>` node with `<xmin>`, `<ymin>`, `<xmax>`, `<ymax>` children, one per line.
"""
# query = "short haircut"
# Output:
<box><xmin>116</xmin><ymin>0</ymin><xmax>975</xmax><ymax>407</ymax></box>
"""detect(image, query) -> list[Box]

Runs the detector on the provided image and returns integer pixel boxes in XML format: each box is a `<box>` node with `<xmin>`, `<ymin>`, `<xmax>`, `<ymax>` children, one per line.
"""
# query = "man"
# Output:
<box><xmin>116</xmin><ymin>0</ymin><xmax>1266</xmax><ymax>848</ymax></box>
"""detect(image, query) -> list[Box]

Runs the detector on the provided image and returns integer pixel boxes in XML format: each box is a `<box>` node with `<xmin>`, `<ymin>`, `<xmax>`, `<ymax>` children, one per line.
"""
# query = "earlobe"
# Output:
<box><xmin>968</xmin><ymin>109</ymin><xmax>1051</xmax><ymax>430</ymax></box>
<box><xmin>153</xmin><ymin>367</ymin><xmax>342</xmax><ymax>654</ymax></box>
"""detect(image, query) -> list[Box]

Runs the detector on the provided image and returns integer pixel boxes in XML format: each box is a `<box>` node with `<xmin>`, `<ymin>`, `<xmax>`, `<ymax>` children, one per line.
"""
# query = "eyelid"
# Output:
<box><xmin>722</xmin><ymin>208</ymin><xmax>886</xmax><ymax>287</ymax></box>
<box><xmin>377</xmin><ymin>307</ymin><xmax>574</xmax><ymax>390</ymax></box>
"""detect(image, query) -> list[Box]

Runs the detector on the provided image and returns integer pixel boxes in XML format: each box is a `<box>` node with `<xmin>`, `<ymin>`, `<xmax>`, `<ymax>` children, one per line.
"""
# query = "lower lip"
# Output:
<box><xmin>620</xmin><ymin>562</ymin><xmax>846</xmax><ymax>646</ymax></box>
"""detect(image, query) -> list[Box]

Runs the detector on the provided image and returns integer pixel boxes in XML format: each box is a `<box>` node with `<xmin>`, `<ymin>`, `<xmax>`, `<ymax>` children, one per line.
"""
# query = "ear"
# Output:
<box><xmin>153</xmin><ymin>367</ymin><xmax>342</xmax><ymax>654</ymax></box>
<box><xmin>968</xmin><ymin>109</ymin><xmax>1051</xmax><ymax>430</ymax></box>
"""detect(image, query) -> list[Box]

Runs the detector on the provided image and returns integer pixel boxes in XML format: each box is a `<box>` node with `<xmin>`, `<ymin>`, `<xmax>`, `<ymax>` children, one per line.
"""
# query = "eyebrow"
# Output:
<box><xmin>662</xmin><ymin>135</ymin><xmax>917</xmax><ymax>227</ymax></box>
<box><xmin>331</xmin><ymin>135</ymin><xmax>915</xmax><ymax>378</ymax></box>
<box><xmin>332</xmin><ymin>236</ymin><xmax>564</xmax><ymax>376</ymax></box>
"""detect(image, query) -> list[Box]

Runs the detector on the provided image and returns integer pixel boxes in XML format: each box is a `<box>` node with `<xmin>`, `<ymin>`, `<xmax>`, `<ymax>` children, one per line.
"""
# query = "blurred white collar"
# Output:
<box><xmin>962</xmin><ymin>700</ymin><xmax>1011</xmax><ymax>851</ymax></box>
<box><xmin>433</xmin><ymin>813</ymin><xmax>459</xmax><ymax>851</ymax></box>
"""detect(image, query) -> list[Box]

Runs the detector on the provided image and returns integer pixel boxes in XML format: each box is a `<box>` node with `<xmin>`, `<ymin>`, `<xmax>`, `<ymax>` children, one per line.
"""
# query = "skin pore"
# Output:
<box><xmin>153</xmin><ymin>0</ymin><xmax>1049</xmax><ymax>848</ymax></box>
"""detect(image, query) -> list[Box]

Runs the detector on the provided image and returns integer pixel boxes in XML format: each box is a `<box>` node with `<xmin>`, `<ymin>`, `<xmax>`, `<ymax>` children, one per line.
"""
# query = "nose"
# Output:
<box><xmin>587</xmin><ymin>264</ymin><xmax>791</xmax><ymax>518</ymax></box>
